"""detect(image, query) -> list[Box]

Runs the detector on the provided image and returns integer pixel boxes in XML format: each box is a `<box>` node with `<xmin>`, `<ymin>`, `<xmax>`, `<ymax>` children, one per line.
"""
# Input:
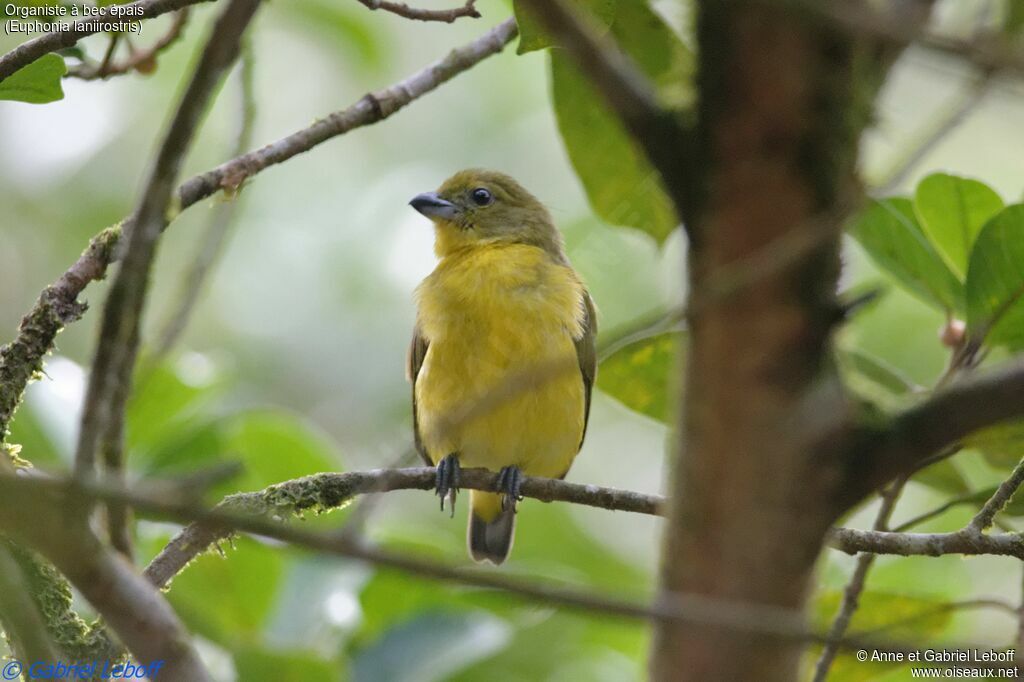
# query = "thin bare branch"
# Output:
<box><xmin>355</xmin><ymin>0</ymin><xmax>480</xmax><ymax>23</ymax></box>
<box><xmin>813</xmin><ymin>477</ymin><xmax>907</xmax><ymax>682</ymax></box>
<box><xmin>828</xmin><ymin>527</ymin><xmax>1024</xmax><ymax>560</ymax></box>
<box><xmin>0</xmin><ymin>0</ymin><xmax>214</xmax><ymax>83</ymax></box>
<box><xmin>67</xmin><ymin>10</ymin><xmax>192</xmax><ymax>81</ymax></box>
<box><xmin>177</xmin><ymin>17</ymin><xmax>517</xmax><ymax>206</ymax></box>
<box><xmin>970</xmin><ymin>456</ymin><xmax>1024</xmax><ymax>533</ymax></box>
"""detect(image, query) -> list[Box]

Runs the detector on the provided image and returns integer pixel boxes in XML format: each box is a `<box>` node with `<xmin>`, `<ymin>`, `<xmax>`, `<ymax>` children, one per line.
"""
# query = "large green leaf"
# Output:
<box><xmin>0</xmin><ymin>54</ymin><xmax>66</xmax><ymax>104</ymax></box>
<box><xmin>965</xmin><ymin>204</ymin><xmax>1024</xmax><ymax>348</ymax></box>
<box><xmin>513</xmin><ymin>0</ymin><xmax>617</xmax><ymax>54</ymax></box>
<box><xmin>810</xmin><ymin>590</ymin><xmax>957</xmax><ymax>681</ymax></box>
<box><xmin>165</xmin><ymin>537</ymin><xmax>285</xmax><ymax>646</ymax></box>
<box><xmin>549</xmin><ymin>1</ymin><xmax>692</xmax><ymax>243</ymax></box>
<box><xmin>597</xmin><ymin>331</ymin><xmax>682</xmax><ymax>423</ymax></box>
<box><xmin>914</xmin><ymin>173</ymin><xmax>1004</xmax><ymax>279</ymax></box>
<box><xmin>213</xmin><ymin>410</ymin><xmax>341</xmax><ymax>497</ymax></box>
<box><xmin>813</xmin><ymin>590</ymin><xmax>954</xmax><ymax>640</ymax></box>
<box><xmin>849</xmin><ymin>198</ymin><xmax>964</xmax><ymax>313</ymax></box>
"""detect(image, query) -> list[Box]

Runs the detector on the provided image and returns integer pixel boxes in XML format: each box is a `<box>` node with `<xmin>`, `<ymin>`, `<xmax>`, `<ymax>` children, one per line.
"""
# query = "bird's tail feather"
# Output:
<box><xmin>467</xmin><ymin>491</ymin><xmax>515</xmax><ymax>565</ymax></box>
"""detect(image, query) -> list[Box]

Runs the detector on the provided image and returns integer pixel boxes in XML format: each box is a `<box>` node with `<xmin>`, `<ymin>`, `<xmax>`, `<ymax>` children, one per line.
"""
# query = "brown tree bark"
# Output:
<box><xmin>650</xmin><ymin>4</ymin><xmax>875</xmax><ymax>680</ymax></box>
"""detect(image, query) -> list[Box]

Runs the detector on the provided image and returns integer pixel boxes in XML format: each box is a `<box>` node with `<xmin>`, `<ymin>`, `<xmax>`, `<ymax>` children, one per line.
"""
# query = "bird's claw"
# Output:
<box><xmin>436</xmin><ymin>453</ymin><xmax>460</xmax><ymax>518</ymax></box>
<box><xmin>497</xmin><ymin>466</ymin><xmax>523</xmax><ymax>512</ymax></box>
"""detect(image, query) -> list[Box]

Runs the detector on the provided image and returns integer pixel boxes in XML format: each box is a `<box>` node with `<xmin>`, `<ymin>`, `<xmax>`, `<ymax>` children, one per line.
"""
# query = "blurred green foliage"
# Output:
<box><xmin>3</xmin><ymin>0</ymin><xmax>1024</xmax><ymax>679</ymax></box>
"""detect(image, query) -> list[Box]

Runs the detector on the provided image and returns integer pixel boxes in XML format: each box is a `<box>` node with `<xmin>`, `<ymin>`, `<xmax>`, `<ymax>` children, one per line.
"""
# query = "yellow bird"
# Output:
<box><xmin>408</xmin><ymin>169</ymin><xmax>596</xmax><ymax>564</ymax></box>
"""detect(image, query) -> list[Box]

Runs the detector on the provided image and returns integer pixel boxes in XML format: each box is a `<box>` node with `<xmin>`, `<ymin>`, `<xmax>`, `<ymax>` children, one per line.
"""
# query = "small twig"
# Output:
<box><xmin>828</xmin><ymin>527</ymin><xmax>1024</xmax><ymax>559</ymax></box>
<box><xmin>969</xmin><ymin>456</ymin><xmax>1024</xmax><ymax>533</ymax></box>
<box><xmin>355</xmin><ymin>0</ymin><xmax>480</xmax><ymax>23</ymax></box>
<box><xmin>813</xmin><ymin>477</ymin><xmax>907</xmax><ymax>681</ymax></box>
<box><xmin>176</xmin><ymin>18</ymin><xmax>517</xmax><ymax>207</ymax></box>
<box><xmin>68</xmin><ymin>10</ymin><xmax>191</xmax><ymax>81</ymax></box>
<box><xmin>96</xmin><ymin>34</ymin><xmax>121</xmax><ymax>77</ymax></box>
<box><xmin>0</xmin><ymin>0</ymin><xmax>213</xmax><ymax>83</ymax></box>
<box><xmin>893</xmin><ymin>492</ymin><xmax>976</xmax><ymax>532</ymax></box>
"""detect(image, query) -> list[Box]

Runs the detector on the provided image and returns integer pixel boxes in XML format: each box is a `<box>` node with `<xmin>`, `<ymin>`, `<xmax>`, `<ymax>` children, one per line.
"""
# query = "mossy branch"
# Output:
<box><xmin>0</xmin><ymin>226</ymin><xmax>121</xmax><ymax>444</ymax></box>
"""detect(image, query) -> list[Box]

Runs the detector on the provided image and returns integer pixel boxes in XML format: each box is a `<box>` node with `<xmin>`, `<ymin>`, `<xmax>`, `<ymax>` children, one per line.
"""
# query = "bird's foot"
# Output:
<box><xmin>436</xmin><ymin>453</ymin><xmax>461</xmax><ymax>518</ymax></box>
<box><xmin>497</xmin><ymin>466</ymin><xmax>523</xmax><ymax>512</ymax></box>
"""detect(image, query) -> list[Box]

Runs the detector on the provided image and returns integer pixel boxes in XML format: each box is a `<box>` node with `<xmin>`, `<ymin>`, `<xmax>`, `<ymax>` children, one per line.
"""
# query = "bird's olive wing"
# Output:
<box><xmin>407</xmin><ymin>325</ymin><xmax>432</xmax><ymax>466</ymax></box>
<box><xmin>575</xmin><ymin>291</ymin><xmax>598</xmax><ymax>450</ymax></box>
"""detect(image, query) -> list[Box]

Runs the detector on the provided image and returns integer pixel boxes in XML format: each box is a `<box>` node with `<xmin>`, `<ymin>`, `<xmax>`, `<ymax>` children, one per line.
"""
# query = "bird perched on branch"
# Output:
<box><xmin>408</xmin><ymin>169</ymin><xmax>596</xmax><ymax>565</ymax></box>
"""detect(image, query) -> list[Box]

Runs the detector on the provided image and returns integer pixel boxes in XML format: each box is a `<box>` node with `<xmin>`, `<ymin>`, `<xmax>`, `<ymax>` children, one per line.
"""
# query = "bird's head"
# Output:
<box><xmin>409</xmin><ymin>169</ymin><xmax>564</xmax><ymax>259</ymax></box>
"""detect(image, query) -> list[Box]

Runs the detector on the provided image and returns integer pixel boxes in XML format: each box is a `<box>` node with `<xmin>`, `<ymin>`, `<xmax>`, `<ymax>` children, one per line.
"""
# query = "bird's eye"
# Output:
<box><xmin>471</xmin><ymin>188</ymin><xmax>493</xmax><ymax>206</ymax></box>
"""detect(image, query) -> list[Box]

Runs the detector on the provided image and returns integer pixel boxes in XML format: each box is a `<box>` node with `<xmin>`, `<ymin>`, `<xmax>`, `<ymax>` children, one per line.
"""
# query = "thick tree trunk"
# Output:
<box><xmin>650</xmin><ymin>5</ymin><xmax>871</xmax><ymax>680</ymax></box>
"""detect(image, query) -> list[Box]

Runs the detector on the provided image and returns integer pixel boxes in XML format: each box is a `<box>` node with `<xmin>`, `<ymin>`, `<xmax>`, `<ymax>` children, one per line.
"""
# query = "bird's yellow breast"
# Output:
<box><xmin>414</xmin><ymin>242</ymin><xmax>586</xmax><ymax>479</ymax></box>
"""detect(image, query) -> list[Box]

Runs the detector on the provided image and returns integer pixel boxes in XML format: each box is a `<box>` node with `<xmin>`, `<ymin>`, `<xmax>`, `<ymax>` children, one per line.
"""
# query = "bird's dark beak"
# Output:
<box><xmin>409</xmin><ymin>192</ymin><xmax>459</xmax><ymax>221</ymax></box>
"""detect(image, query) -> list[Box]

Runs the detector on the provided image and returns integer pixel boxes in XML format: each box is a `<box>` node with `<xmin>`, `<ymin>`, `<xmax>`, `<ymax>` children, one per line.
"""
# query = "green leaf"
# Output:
<box><xmin>597</xmin><ymin>331</ymin><xmax>682</xmax><ymax>422</ymax></box>
<box><xmin>128</xmin><ymin>362</ymin><xmax>225</xmax><ymax>454</ymax></box>
<box><xmin>913</xmin><ymin>457</ymin><xmax>969</xmax><ymax>495</ymax></box>
<box><xmin>549</xmin><ymin>1</ymin><xmax>692</xmax><ymax>243</ymax></box>
<box><xmin>965</xmin><ymin>420</ymin><xmax>1024</xmax><ymax>470</ymax></box>
<box><xmin>810</xmin><ymin>590</ymin><xmax>956</xmax><ymax>682</ymax></box>
<box><xmin>165</xmin><ymin>537</ymin><xmax>285</xmax><ymax>646</ymax></box>
<box><xmin>914</xmin><ymin>173</ymin><xmax>1004</xmax><ymax>279</ymax></box>
<box><xmin>835</xmin><ymin>347</ymin><xmax>920</xmax><ymax>413</ymax></box>
<box><xmin>849</xmin><ymin>198</ymin><xmax>964</xmax><ymax>313</ymax></box>
<box><xmin>813</xmin><ymin>590</ymin><xmax>954</xmax><ymax>640</ymax></box>
<box><xmin>965</xmin><ymin>205</ymin><xmax>1024</xmax><ymax>348</ymax></box>
<box><xmin>214</xmin><ymin>410</ymin><xmax>341</xmax><ymax>496</ymax></box>
<box><xmin>0</xmin><ymin>54</ymin><xmax>66</xmax><ymax>104</ymax></box>
<box><xmin>513</xmin><ymin>0</ymin><xmax>617</xmax><ymax>54</ymax></box>
<box><xmin>353</xmin><ymin>611</ymin><xmax>511</xmax><ymax>682</ymax></box>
